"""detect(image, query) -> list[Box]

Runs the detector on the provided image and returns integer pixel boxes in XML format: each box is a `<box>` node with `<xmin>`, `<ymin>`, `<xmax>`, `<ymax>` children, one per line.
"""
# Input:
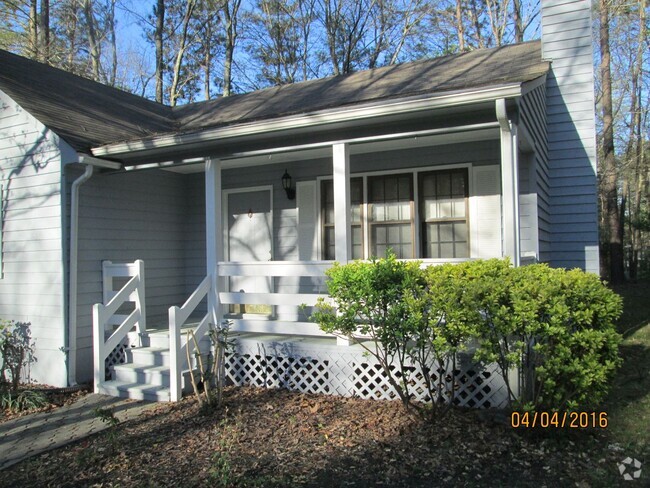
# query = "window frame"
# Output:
<box><xmin>317</xmin><ymin>163</ymin><xmax>473</xmax><ymax>261</ymax></box>
<box><xmin>320</xmin><ymin>177</ymin><xmax>364</xmax><ymax>261</ymax></box>
<box><xmin>419</xmin><ymin>168</ymin><xmax>470</xmax><ymax>259</ymax></box>
<box><xmin>367</xmin><ymin>173</ymin><xmax>415</xmax><ymax>259</ymax></box>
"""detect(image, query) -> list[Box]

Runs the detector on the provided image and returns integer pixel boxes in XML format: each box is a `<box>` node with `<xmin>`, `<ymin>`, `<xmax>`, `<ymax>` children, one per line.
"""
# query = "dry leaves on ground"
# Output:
<box><xmin>0</xmin><ymin>386</ymin><xmax>632</xmax><ymax>487</ymax></box>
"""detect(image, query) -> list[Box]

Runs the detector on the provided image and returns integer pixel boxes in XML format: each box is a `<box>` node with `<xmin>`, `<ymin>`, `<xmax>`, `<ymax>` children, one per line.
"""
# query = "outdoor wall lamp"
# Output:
<box><xmin>282</xmin><ymin>169</ymin><xmax>295</xmax><ymax>200</ymax></box>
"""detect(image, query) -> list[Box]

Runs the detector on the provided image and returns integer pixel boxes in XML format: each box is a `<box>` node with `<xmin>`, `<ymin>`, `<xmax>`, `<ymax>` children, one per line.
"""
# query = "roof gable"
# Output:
<box><xmin>0</xmin><ymin>50</ymin><xmax>173</xmax><ymax>152</ymax></box>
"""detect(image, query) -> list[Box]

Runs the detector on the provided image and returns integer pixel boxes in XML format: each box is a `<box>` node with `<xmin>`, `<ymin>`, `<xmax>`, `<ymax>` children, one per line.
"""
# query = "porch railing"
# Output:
<box><xmin>217</xmin><ymin>260</ymin><xmax>333</xmax><ymax>337</ymax></box>
<box><xmin>93</xmin><ymin>260</ymin><xmax>146</xmax><ymax>393</ymax></box>
<box><xmin>168</xmin><ymin>274</ymin><xmax>213</xmax><ymax>401</ymax></box>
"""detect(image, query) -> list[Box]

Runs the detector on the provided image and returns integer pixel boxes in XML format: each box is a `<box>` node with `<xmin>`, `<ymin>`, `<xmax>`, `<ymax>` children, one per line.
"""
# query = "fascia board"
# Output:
<box><xmin>91</xmin><ymin>83</ymin><xmax>523</xmax><ymax>158</ymax></box>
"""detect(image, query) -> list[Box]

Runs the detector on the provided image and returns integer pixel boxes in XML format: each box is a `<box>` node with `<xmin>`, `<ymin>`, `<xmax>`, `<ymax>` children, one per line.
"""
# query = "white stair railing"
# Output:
<box><xmin>92</xmin><ymin>260</ymin><xmax>146</xmax><ymax>393</ymax></box>
<box><xmin>168</xmin><ymin>274</ymin><xmax>212</xmax><ymax>402</ymax></box>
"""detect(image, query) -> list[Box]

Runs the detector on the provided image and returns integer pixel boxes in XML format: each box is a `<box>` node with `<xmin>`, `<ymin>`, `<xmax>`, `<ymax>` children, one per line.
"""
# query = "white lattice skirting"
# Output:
<box><xmin>104</xmin><ymin>337</ymin><xmax>130</xmax><ymax>380</ymax></box>
<box><xmin>226</xmin><ymin>334</ymin><xmax>514</xmax><ymax>409</ymax></box>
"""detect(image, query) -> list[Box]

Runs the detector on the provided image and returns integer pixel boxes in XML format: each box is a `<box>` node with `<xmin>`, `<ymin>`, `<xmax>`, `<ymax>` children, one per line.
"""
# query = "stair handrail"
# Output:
<box><xmin>169</xmin><ymin>274</ymin><xmax>212</xmax><ymax>401</ymax></box>
<box><xmin>92</xmin><ymin>259</ymin><xmax>146</xmax><ymax>393</ymax></box>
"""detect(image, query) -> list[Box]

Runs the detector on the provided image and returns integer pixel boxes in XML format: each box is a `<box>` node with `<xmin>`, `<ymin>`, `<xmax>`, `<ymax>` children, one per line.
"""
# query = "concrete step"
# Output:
<box><xmin>96</xmin><ymin>380</ymin><xmax>172</xmax><ymax>402</ymax></box>
<box><xmin>126</xmin><ymin>347</ymin><xmax>171</xmax><ymax>367</ymax></box>
<box><xmin>125</xmin><ymin>346</ymin><xmax>211</xmax><ymax>368</ymax></box>
<box><xmin>111</xmin><ymin>363</ymin><xmax>171</xmax><ymax>387</ymax></box>
<box><xmin>127</xmin><ymin>329</ymin><xmax>212</xmax><ymax>349</ymax></box>
<box><xmin>111</xmin><ymin>363</ymin><xmax>197</xmax><ymax>392</ymax></box>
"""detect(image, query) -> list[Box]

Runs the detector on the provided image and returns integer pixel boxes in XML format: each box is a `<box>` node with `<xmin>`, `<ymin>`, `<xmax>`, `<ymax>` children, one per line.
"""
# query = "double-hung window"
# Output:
<box><xmin>419</xmin><ymin>169</ymin><xmax>469</xmax><ymax>258</ymax></box>
<box><xmin>367</xmin><ymin>174</ymin><xmax>414</xmax><ymax>259</ymax></box>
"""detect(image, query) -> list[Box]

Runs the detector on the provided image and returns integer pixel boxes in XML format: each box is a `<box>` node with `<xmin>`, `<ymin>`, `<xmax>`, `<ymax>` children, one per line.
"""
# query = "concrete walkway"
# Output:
<box><xmin>0</xmin><ymin>394</ymin><xmax>159</xmax><ymax>470</ymax></box>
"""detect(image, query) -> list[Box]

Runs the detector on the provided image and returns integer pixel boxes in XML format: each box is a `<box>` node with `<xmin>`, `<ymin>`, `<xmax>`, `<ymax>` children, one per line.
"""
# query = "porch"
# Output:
<box><xmin>94</xmin><ymin>258</ymin><xmax>511</xmax><ymax>408</ymax></box>
<box><xmin>88</xmin><ymin>116</ymin><xmax>531</xmax><ymax>406</ymax></box>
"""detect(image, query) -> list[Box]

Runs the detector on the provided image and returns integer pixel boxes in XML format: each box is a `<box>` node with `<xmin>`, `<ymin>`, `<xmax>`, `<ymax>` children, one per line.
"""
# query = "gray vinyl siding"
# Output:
<box><xmin>70</xmin><ymin>168</ymin><xmax>193</xmax><ymax>381</ymax></box>
<box><xmin>185</xmin><ymin>173</ymin><xmax>206</xmax><ymax>295</ymax></box>
<box><xmin>0</xmin><ymin>88</ymin><xmax>69</xmax><ymax>387</ymax></box>
<box><xmin>520</xmin><ymin>83</ymin><xmax>551</xmax><ymax>262</ymax></box>
<box><xmin>541</xmin><ymin>0</ymin><xmax>599</xmax><ymax>273</ymax></box>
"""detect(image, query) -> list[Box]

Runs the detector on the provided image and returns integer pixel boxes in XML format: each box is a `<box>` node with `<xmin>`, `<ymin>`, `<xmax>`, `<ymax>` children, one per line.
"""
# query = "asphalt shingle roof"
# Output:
<box><xmin>0</xmin><ymin>41</ymin><xmax>549</xmax><ymax>153</ymax></box>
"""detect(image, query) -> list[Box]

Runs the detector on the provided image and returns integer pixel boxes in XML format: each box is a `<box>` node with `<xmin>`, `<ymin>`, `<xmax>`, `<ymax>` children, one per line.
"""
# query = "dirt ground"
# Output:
<box><xmin>0</xmin><ymin>385</ymin><xmax>635</xmax><ymax>487</ymax></box>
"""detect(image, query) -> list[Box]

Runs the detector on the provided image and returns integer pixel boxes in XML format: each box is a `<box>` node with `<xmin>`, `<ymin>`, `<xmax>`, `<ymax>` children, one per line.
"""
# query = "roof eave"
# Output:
<box><xmin>91</xmin><ymin>82</ymin><xmax>526</xmax><ymax>158</ymax></box>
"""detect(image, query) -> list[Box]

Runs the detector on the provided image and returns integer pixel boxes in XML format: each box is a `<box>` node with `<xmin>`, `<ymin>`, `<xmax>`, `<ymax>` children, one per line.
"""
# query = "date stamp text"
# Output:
<box><xmin>510</xmin><ymin>411</ymin><xmax>608</xmax><ymax>429</ymax></box>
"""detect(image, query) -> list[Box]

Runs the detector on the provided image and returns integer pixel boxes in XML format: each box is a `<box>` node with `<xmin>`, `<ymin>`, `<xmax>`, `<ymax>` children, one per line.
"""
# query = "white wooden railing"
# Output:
<box><xmin>217</xmin><ymin>260</ymin><xmax>333</xmax><ymax>337</ymax></box>
<box><xmin>168</xmin><ymin>274</ymin><xmax>213</xmax><ymax>402</ymax></box>
<box><xmin>93</xmin><ymin>260</ymin><xmax>146</xmax><ymax>393</ymax></box>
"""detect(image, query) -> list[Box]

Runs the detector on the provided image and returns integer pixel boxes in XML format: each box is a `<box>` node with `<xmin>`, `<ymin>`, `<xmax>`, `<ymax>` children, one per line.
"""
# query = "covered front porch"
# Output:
<box><xmin>89</xmin><ymin>99</ymin><xmax>534</xmax><ymax>404</ymax></box>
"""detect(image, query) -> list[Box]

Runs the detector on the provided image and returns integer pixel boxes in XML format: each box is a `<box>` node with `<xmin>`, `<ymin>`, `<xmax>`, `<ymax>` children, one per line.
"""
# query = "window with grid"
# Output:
<box><xmin>321</xmin><ymin>178</ymin><xmax>363</xmax><ymax>260</ymax></box>
<box><xmin>368</xmin><ymin>174</ymin><xmax>413</xmax><ymax>259</ymax></box>
<box><xmin>420</xmin><ymin>169</ymin><xmax>469</xmax><ymax>259</ymax></box>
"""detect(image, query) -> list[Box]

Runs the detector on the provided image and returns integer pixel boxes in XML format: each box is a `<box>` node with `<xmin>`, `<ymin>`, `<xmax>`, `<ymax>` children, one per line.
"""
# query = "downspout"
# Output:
<box><xmin>66</xmin><ymin>154</ymin><xmax>121</xmax><ymax>386</ymax></box>
<box><xmin>496</xmin><ymin>98</ymin><xmax>521</xmax><ymax>267</ymax></box>
<box><xmin>67</xmin><ymin>163</ymin><xmax>94</xmax><ymax>386</ymax></box>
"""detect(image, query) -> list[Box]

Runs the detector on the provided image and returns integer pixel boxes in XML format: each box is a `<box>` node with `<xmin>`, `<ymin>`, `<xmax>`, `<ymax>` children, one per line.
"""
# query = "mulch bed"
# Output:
<box><xmin>0</xmin><ymin>386</ymin><xmax>629</xmax><ymax>487</ymax></box>
<box><xmin>0</xmin><ymin>384</ymin><xmax>90</xmax><ymax>423</ymax></box>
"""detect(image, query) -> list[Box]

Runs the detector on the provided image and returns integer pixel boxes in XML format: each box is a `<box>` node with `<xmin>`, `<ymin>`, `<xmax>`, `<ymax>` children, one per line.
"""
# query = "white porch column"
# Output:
<box><xmin>333</xmin><ymin>143</ymin><xmax>352</xmax><ymax>263</ymax></box>
<box><xmin>205</xmin><ymin>158</ymin><xmax>223</xmax><ymax>325</ymax></box>
<box><xmin>496</xmin><ymin>99</ymin><xmax>521</xmax><ymax>267</ymax></box>
<box><xmin>333</xmin><ymin>143</ymin><xmax>352</xmax><ymax>346</ymax></box>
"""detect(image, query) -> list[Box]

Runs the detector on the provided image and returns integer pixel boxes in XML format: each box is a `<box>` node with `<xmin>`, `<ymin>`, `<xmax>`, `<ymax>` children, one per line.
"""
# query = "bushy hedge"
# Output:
<box><xmin>312</xmin><ymin>255</ymin><xmax>623</xmax><ymax>414</ymax></box>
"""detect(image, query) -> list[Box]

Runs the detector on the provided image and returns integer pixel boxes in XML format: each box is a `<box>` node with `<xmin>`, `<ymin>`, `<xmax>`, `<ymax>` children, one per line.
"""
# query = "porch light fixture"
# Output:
<box><xmin>281</xmin><ymin>169</ymin><xmax>295</xmax><ymax>200</ymax></box>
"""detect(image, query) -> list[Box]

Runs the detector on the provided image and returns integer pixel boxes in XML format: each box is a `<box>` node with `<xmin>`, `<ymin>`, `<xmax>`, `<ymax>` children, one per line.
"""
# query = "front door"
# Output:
<box><xmin>226</xmin><ymin>188</ymin><xmax>273</xmax><ymax>315</ymax></box>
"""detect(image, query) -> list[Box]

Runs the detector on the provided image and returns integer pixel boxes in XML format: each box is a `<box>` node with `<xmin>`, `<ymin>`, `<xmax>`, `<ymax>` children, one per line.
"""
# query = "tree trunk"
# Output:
<box><xmin>456</xmin><ymin>0</ymin><xmax>465</xmax><ymax>51</ymax></box>
<box><xmin>204</xmin><ymin>21</ymin><xmax>211</xmax><ymax>100</ymax></box>
<box><xmin>107</xmin><ymin>0</ymin><xmax>118</xmax><ymax>86</ymax></box>
<box><xmin>512</xmin><ymin>0</ymin><xmax>523</xmax><ymax>43</ymax></box>
<box><xmin>83</xmin><ymin>0</ymin><xmax>103</xmax><ymax>81</ymax></box>
<box><xmin>28</xmin><ymin>0</ymin><xmax>38</xmax><ymax>59</ymax></box>
<box><xmin>40</xmin><ymin>0</ymin><xmax>50</xmax><ymax>63</ymax></box>
<box><xmin>628</xmin><ymin>0</ymin><xmax>646</xmax><ymax>280</ymax></box>
<box><xmin>324</xmin><ymin>0</ymin><xmax>342</xmax><ymax>75</ymax></box>
<box><xmin>469</xmin><ymin>0</ymin><xmax>484</xmax><ymax>48</ymax></box>
<box><xmin>599</xmin><ymin>0</ymin><xmax>624</xmax><ymax>283</ymax></box>
<box><xmin>65</xmin><ymin>1</ymin><xmax>80</xmax><ymax>71</ymax></box>
<box><xmin>169</xmin><ymin>0</ymin><xmax>197</xmax><ymax>107</ymax></box>
<box><xmin>223</xmin><ymin>0</ymin><xmax>242</xmax><ymax>97</ymax></box>
<box><xmin>155</xmin><ymin>0</ymin><xmax>165</xmax><ymax>103</ymax></box>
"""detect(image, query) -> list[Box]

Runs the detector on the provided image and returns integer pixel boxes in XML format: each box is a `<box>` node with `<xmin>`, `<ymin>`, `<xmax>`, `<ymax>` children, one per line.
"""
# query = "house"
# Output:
<box><xmin>0</xmin><ymin>0</ymin><xmax>598</xmax><ymax>405</ymax></box>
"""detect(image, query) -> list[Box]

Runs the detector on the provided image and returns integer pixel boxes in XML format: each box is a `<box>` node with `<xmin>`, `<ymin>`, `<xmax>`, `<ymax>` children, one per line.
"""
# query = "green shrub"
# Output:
<box><xmin>313</xmin><ymin>256</ymin><xmax>623</xmax><ymax>414</ymax></box>
<box><xmin>522</xmin><ymin>267</ymin><xmax>623</xmax><ymax>410</ymax></box>
<box><xmin>416</xmin><ymin>261</ymin><xmax>494</xmax><ymax>407</ymax></box>
<box><xmin>433</xmin><ymin>261</ymin><xmax>623</xmax><ymax>411</ymax></box>
<box><xmin>312</xmin><ymin>252</ymin><xmax>426</xmax><ymax>409</ymax></box>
